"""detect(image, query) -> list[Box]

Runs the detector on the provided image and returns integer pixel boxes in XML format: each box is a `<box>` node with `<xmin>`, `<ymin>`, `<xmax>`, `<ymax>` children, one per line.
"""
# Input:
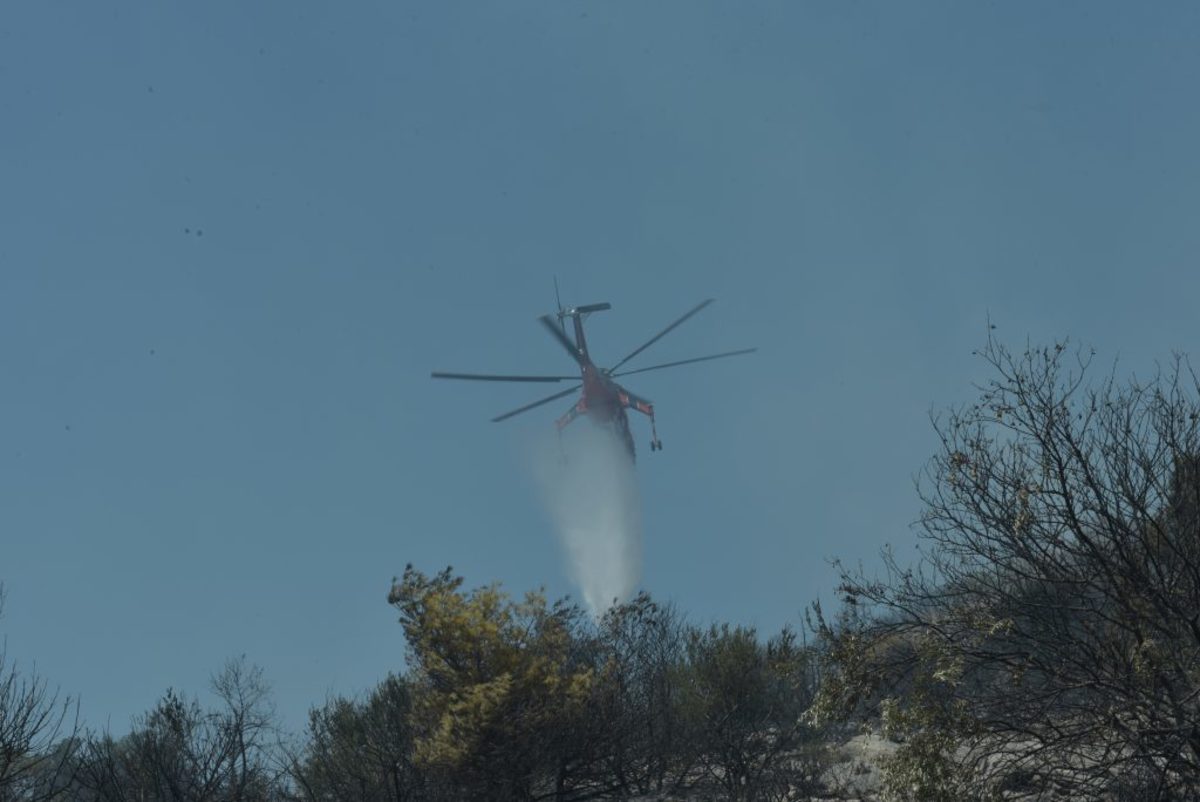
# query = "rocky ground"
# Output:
<box><xmin>623</xmin><ymin>733</ymin><xmax>899</xmax><ymax>802</ymax></box>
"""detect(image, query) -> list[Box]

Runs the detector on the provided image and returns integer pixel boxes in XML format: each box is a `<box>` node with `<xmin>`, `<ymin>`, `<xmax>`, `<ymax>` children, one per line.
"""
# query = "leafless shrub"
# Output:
<box><xmin>0</xmin><ymin>584</ymin><xmax>79</xmax><ymax>802</ymax></box>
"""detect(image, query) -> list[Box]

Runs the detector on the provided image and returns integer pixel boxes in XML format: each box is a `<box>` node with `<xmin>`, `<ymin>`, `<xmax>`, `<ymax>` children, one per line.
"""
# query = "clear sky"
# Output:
<box><xmin>3</xmin><ymin>1</ymin><xmax>1199</xmax><ymax>733</ymax></box>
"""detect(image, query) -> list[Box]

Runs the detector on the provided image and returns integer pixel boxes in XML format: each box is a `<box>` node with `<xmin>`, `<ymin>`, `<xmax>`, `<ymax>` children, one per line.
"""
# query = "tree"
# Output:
<box><xmin>76</xmin><ymin>659</ymin><xmax>283</xmax><ymax>802</ymax></box>
<box><xmin>589</xmin><ymin>593</ymin><xmax>693</xmax><ymax>797</ymax></box>
<box><xmin>0</xmin><ymin>584</ymin><xmax>79</xmax><ymax>802</ymax></box>
<box><xmin>211</xmin><ymin>658</ymin><xmax>280</xmax><ymax>802</ymax></box>
<box><xmin>288</xmin><ymin>676</ymin><xmax>423</xmax><ymax>802</ymax></box>
<box><xmin>815</xmin><ymin>337</ymin><xmax>1200</xmax><ymax>800</ymax></box>
<box><xmin>386</xmin><ymin>566</ymin><xmax>598</xmax><ymax>801</ymax></box>
<box><xmin>680</xmin><ymin>623</ymin><xmax>823</xmax><ymax>802</ymax></box>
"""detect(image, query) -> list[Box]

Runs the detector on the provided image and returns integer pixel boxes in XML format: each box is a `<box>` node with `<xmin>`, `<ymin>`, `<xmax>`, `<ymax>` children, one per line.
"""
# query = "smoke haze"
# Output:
<box><xmin>534</xmin><ymin>422</ymin><xmax>643</xmax><ymax>615</ymax></box>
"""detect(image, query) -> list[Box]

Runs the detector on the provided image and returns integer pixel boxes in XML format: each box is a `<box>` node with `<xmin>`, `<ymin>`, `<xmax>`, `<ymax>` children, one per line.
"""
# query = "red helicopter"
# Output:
<box><xmin>431</xmin><ymin>294</ymin><xmax>755</xmax><ymax>461</ymax></box>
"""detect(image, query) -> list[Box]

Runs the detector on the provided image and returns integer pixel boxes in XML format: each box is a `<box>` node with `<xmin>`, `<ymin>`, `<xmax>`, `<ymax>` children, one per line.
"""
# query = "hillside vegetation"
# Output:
<box><xmin>4</xmin><ymin>337</ymin><xmax>1200</xmax><ymax>801</ymax></box>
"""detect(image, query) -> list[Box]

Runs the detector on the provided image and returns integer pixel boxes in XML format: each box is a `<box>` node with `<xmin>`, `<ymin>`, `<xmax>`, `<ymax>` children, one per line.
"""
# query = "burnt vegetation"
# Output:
<box><xmin>815</xmin><ymin>336</ymin><xmax>1200</xmax><ymax>800</ymax></box>
<box><xmin>7</xmin><ymin>336</ymin><xmax>1200</xmax><ymax>800</ymax></box>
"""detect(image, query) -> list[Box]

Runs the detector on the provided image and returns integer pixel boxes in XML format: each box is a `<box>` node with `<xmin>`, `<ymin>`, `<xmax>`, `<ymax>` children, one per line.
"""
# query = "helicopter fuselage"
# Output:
<box><xmin>560</xmin><ymin>321</ymin><xmax>645</xmax><ymax>459</ymax></box>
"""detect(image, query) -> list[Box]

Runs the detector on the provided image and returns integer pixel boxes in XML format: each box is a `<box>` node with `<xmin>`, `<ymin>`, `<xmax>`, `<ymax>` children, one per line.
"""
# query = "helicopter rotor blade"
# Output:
<box><xmin>431</xmin><ymin>372</ymin><xmax>577</xmax><ymax>383</ymax></box>
<box><xmin>610</xmin><ymin>348</ymin><xmax>757</xmax><ymax>378</ymax></box>
<box><xmin>608</xmin><ymin>299</ymin><xmax>714</xmax><ymax>373</ymax></box>
<box><xmin>491</xmin><ymin>385</ymin><xmax>581</xmax><ymax>422</ymax></box>
<box><xmin>554</xmin><ymin>277</ymin><xmax>567</xmax><ymax>338</ymax></box>
<box><xmin>539</xmin><ymin>315</ymin><xmax>585</xmax><ymax>365</ymax></box>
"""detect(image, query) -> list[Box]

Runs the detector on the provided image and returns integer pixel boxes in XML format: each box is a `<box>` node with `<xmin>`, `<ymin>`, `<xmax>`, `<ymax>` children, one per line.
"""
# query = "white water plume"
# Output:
<box><xmin>534</xmin><ymin>421</ymin><xmax>643</xmax><ymax>616</ymax></box>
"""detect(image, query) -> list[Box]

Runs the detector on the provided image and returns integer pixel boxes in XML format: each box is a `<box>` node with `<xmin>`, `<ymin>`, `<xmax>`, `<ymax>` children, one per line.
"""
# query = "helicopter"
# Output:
<box><xmin>431</xmin><ymin>293</ymin><xmax>755</xmax><ymax>461</ymax></box>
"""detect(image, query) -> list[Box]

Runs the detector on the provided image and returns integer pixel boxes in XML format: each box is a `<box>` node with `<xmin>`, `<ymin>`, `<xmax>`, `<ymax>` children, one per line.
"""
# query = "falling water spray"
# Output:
<box><xmin>535</xmin><ymin>423</ymin><xmax>643</xmax><ymax>616</ymax></box>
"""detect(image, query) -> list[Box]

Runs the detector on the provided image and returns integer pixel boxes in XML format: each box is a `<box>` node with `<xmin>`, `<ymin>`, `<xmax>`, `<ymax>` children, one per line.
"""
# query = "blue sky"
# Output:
<box><xmin>3</xmin><ymin>1</ymin><xmax>1199</xmax><ymax>732</ymax></box>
